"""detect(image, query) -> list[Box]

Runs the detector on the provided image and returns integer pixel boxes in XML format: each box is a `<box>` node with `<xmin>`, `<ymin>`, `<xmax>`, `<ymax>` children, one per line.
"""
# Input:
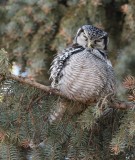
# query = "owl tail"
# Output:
<box><xmin>49</xmin><ymin>98</ymin><xmax>68</xmax><ymax>123</ymax></box>
<box><xmin>49</xmin><ymin>98</ymin><xmax>87</xmax><ymax>123</ymax></box>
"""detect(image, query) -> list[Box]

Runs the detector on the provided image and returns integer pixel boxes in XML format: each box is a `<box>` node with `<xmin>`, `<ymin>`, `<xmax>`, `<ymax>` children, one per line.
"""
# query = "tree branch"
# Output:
<box><xmin>110</xmin><ymin>100</ymin><xmax>135</xmax><ymax>110</ymax></box>
<box><xmin>0</xmin><ymin>74</ymin><xmax>61</xmax><ymax>96</ymax></box>
<box><xmin>1</xmin><ymin>74</ymin><xmax>135</xmax><ymax>110</ymax></box>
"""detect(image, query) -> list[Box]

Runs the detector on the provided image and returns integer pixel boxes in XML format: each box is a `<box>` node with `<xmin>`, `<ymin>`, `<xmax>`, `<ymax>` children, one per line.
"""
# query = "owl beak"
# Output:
<box><xmin>88</xmin><ymin>39</ymin><xmax>93</xmax><ymax>48</ymax></box>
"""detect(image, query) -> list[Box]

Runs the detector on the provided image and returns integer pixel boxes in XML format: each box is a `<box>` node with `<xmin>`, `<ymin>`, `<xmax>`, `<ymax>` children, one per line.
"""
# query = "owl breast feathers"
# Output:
<box><xmin>50</xmin><ymin>25</ymin><xmax>116</xmax><ymax>103</ymax></box>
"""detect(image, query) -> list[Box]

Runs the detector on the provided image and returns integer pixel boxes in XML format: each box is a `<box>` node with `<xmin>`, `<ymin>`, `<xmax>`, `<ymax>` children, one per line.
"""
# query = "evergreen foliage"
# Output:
<box><xmin>0</xmin><ymin>0</ymin><xmax>135</xmax><ymax>159</ymax></box>
<box><xmin>0</xmin><ymin>0</ymin><xmax>134</xmax><ymax>84</ymax></box>
<box><xmin>0</xmin><ymin>49</ymin><xmax>135</xmax><ymax>159</ymax></box>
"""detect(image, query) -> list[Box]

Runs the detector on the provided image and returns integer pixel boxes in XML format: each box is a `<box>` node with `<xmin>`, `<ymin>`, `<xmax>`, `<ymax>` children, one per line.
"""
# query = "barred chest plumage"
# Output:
<box><xmin>50</xmin><ymin>46</ymin><xmax>116</xmax><ymax>103</ymax></box>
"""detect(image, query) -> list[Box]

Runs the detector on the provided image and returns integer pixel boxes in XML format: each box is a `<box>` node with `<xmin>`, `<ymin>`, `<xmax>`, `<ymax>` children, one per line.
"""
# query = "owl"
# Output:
<box><xmin>50</xmin><ymin>25</ymin><xmax>116</xmax><ymax>103</ymax></box>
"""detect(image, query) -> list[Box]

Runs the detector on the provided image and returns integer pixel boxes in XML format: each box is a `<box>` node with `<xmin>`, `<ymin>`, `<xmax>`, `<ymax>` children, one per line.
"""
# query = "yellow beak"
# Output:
<box><xmin>88</xmin><ymin>39</ymin><xmax>93</xmax><ymax>48</ymax></box>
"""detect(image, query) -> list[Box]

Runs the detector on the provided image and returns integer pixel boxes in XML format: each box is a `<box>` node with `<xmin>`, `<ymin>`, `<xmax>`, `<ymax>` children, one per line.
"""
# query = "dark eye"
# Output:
<box><xmin>95</xmin><ymin>39</ymin><xmax>101</xmax><ymax>43</ymax></box>
<box><xmin>82</xmin><ymin>32</ymin><xmax>87</xmax><ymax>39</ymax></box>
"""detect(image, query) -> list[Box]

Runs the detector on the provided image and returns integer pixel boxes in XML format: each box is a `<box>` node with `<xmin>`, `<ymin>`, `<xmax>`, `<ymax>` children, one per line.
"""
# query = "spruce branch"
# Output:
<box><xmin>0</xmin><ymin>74</ymin><xmax>61</xmax><ymax>96</ymax></box>
<box><xmin>110</xmin><ymin>100</ymin><xmax>135</xmax><ymax>110</ymax></box>
<box><xmin>0</xmin><ymin>73</ymin><xmax>135</xmax><ymax>111</ymax></box>
<box><xmin>123</xmin><ymin>75</ymin><xmax>135</xmax><ymax>89</ymax></box>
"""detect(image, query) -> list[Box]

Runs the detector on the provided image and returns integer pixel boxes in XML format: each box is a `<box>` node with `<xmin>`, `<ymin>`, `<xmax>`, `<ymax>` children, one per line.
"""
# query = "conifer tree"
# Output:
<box><xmin>0</xmin><ymin>49</ymin><xmax>135</xmax><ymax>159</ymax></box>
<box><xmin>0</xmin><ymin>0</ymin><xmax>135</xmax><ymax>159</ymax></box>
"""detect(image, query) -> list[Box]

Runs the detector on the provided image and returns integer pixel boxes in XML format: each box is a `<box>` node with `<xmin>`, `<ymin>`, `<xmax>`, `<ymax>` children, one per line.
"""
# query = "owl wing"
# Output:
<box><xmin>50</xmin><ymin>45</ymin><xmax>84</xmax><ymax>88</ymax></box>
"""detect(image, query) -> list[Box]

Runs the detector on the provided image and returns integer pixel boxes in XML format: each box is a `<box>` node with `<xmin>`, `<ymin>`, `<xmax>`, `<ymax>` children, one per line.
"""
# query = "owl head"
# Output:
<box><xmin>74</xmin><ymin>25</ymin><xmax>109</xmax><ymax>50</ymax></box>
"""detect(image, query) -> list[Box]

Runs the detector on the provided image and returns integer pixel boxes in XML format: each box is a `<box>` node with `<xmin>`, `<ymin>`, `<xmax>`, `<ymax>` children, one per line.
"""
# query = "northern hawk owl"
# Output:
<box><xmin>50</xmin><ymin>25</ymin><xmax>116</xmax><ymax>103</ymax></box>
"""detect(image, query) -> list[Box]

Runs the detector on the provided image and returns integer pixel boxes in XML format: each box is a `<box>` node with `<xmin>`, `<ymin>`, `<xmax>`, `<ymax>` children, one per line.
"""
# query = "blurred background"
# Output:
<box><xmin>0</xmin><ymin>0</ymin><xmax>135</xmax><ymax>98</ymax></box>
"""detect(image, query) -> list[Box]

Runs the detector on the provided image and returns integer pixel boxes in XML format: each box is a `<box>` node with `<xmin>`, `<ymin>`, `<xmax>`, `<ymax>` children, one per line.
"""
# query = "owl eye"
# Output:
<box><xmin>83</xmin><ymin>35</ymin><xmax>87</xmax><ymax>39</ymax></box>
<box><xmin>95</xmin><ymin>39</ymin><xmax>101</xmax><ymax>43</ymax></box>
<box><xmin>82</xmin><ymin>32</ymin><xmax>87</xmax><ymax>39</ymax></box>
